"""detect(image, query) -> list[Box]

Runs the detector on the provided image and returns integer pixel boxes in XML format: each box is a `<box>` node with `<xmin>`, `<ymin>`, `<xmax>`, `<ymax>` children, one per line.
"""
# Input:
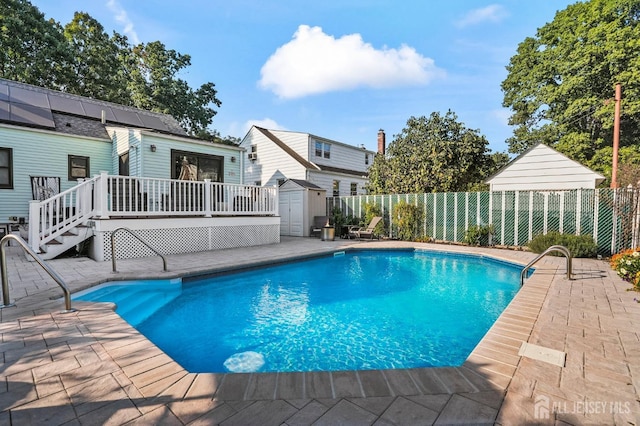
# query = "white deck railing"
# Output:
<box><xmin>29</xmin><ymin>172</ymin><xmax>279</xmax><ymax>252</ymax></box>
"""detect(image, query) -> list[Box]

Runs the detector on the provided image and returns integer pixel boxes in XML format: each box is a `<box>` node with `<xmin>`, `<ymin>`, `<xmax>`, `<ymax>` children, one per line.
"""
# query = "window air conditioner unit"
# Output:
<box><xmin>248</xmin><ymin>152</ymin><xmax>258</xmax><ymax>161</ymax></box>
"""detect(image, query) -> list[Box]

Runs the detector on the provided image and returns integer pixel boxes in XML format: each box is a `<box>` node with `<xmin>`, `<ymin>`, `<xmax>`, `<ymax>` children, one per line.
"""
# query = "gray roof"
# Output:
<box><xmin>0</xmin><ymin>78</ymin><xmax>187</xmax><ymax>138</ymax></box>
<box><xmin>282</xmin><ymin>179</ymin><xmax>323</xmax><ymax>189</ymax></box>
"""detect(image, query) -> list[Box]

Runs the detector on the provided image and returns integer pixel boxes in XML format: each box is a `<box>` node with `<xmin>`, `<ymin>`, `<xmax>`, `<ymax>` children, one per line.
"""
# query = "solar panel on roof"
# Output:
<box><xmin>80</xmin><ymin>101</ymin><xmax>116</xmax><ymax>121</ymax></box>
<box><xmin>138</xmin><ymin>114</ymin><xmax>169</xmax><ymax>131</ymax></box>
<box><xmin>0</xmin><ymin>101</ymin><xmax>10</xmax><ymax>121</ymax></box>
<box><xmin>10</xmin><ymin>87</ymin><xmax>49</xmax><ymax>108</ymax></box>
<box><xmin>111</xmin><ymin>108</ymin><xmax>144</xmax><ymax>126</ymax></box>
<box><xmin>0</xmin><ymin>82</ymin><xmax>9</xmax><ymax>101</ymax></box>
<box><xmin>49</xmin><ymin>94</ymin><xmax>84</xmax><ymax>115</ymax></box>
<box><xmin>10</xmin><ymin>103</ymin><xmax>55</xmax><ymax>128</ymax></box>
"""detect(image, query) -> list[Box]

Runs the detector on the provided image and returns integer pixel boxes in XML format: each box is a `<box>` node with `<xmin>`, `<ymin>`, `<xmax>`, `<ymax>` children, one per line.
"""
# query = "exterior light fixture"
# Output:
<box><xmin>150</xmin><ymin>144</ymin><xmax>156</xmax><ymax>152</ymax></box>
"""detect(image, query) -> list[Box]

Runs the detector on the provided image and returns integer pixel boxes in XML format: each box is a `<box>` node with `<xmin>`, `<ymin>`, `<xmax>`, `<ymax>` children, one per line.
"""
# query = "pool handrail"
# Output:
<box><xmin>110</xmin><ymin>227</ymin><xmax>168</xmax><ymax>273</ymax></box>
<box><xmin>0</xmin><ymin>234</ymin><xmax>75</xmax><ymax>312</ymax></box>
<box><xmin>520</xmin><ymin>244</ymin><xmax>572</xmax><ymax>286</ymax></box>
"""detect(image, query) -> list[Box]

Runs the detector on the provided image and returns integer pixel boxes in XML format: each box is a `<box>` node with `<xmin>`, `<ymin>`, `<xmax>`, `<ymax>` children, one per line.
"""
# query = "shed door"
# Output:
<box><xmin>279</xmin><ymin>191</ymin><xmax>304</xmax><ymax>236</ymax></box>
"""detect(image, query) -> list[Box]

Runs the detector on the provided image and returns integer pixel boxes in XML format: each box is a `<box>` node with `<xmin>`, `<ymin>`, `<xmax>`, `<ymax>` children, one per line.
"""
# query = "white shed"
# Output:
<box><xmin>278</xmin><ymin>179</ymin><xmax>327</xmax><ymax>237</ymax></box>
<box><xmin>485</xmin><ymin>143</ymin><xmax>605</xmax><ymax>191</ymax></box>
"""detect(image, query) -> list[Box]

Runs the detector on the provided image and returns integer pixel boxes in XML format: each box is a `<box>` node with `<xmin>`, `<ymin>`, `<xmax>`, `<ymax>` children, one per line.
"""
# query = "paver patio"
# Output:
<box><xmin>0</xmin><ymin>237</ymin><xmax>638</xmax><ymax>425</ymax></box>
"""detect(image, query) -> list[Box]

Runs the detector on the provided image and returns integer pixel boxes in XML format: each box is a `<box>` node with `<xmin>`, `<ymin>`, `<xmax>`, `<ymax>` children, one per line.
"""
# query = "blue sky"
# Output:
<box><xmin>31</xmin><ymin>0</ymin><xmax>575</xmax><ymax>154</ymax></box>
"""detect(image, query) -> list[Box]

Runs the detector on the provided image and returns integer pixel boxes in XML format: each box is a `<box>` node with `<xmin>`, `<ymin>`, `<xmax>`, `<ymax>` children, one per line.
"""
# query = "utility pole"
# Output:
<box><xmin>611</xmin><ymin>83</ymin><xmax>621</xmax><ymax>188</ymax></box>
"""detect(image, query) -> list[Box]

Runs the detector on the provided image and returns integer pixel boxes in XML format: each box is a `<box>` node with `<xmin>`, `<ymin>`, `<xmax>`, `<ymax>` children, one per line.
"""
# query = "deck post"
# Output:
<box><xmin>95</xmin><ymin>171</ymin><xmax>110</xmax><ymax>219</ymax></box>
<box><xmin>28</xmin><ymin>201</ymin><xmax>41</xmax><ymax>253</ymax></box>
<box><xmin>204</xmin><ymin>179</ymin><xmax>212</xmax><ymax>217</ymax></box>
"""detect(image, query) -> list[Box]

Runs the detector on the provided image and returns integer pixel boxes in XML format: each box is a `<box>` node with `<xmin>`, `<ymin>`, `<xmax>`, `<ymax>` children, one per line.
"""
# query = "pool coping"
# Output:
<box><xmin>1</xmin><ymin>239</ymin><xmax>619</xmax><ymax>424</ymax></box>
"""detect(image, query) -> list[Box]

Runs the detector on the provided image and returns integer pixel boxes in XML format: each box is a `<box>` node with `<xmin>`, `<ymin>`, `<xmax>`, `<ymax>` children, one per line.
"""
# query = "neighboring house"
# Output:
<box><xmin>239</xmin><ymin>126</ymin><xmax>379</xmax><ymax>197</ymax></box>
<box><xmin>0</xmin><ymin>78</ymin><xmax>278</xmax><ymax>260</ymax></box>
<box><xmin>485</xmin><ymin>143</ymin><xmax>605</xmax><ymax>191</ymax></box>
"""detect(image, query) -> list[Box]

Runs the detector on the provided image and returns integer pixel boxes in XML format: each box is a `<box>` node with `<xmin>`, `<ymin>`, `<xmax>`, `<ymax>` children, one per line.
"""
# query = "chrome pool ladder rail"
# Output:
<box><xmin>110</xmin><ymin>227</ymin><xmax>168</xmax><ymax>273</ymax></box>
<box><xmin>520</xmin><ymin>245</ymin><xmax>572</xmax><ymax>286</ymax></box>
<box><xmin>0</xmin><ymin>234</ymin><xmax>75</xmax><ymax>312</ymax></box>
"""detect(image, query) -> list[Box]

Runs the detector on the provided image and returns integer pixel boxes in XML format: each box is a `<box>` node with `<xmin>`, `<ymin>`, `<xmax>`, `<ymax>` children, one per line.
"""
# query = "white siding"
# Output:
<box><xmin>268</xmin><ymin>129</ymin><xmax>309</xmax><ymax>158</ymax></box>
<box><xmin>308</xmin><ymin>171</ymin><xmax>369</xmax><ymax>196</ymax></box>
<box><xmin>239</xmin><ymin>127</ymin><xmax>375</xmax><ymax>194</ymax></box>
<box><xmin>487</xmin><ymin>144</ymin><xmax>605</xmax><ymax>191</ymax></box>
<box><xmin>0</xmin><ymin>126</ymin><xmax>112</xmax><ymax>222</ymax></box>
<box><xmin>309</xmin><ymin>136</ymin><xmax>372</xmax><ymax>174</ymax></box>
<box><xmin>240</xmin><ymin>128</ymin><xmax>308</xmax><ymax>186</ymax></box>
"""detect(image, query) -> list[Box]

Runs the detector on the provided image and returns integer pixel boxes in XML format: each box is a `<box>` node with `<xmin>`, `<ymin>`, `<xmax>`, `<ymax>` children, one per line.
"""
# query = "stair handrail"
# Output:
<box><xmin>520</xmin><ymin>244</ymin><xmax>572</xmax><ymax>286</ymax></box>
<box><xmin>110</xmin><ymin>227</ymin><xmax>168</xmax><ymax>273</ymax></box>
<box><xmin>0</xmin><ymin>234</ymin><xmax>75</xmax><ymax>312</ymax></box>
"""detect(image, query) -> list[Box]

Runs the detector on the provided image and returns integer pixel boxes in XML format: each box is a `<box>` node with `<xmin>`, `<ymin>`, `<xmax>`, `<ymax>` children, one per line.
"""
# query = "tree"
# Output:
<box><xmin>367</xmin><ymin>111</ymin><xmax>494</xmax><ymax>194</ymax></box>
<box><xmin>0</xmin><ymin>1</ymin><xmax>224</xmax><ymax>138</ymax></box>
<box><xmin>128</xmin><ymin>41</ymin><xmax>221</xmax><ymax>136</ymax></box>
<box><xmin>0</xmin><ymin>0</ymin><xmax>74</xmax><ymax>88</ymax></box>
<box><xmin>502</xmin><ymin>0</ymin><xmax>640</xmax><ymax>176</ymax></box>
<box><xmin>63</xmin><ymin>12</ymin><xmax>132</xmax><ymax>104</ymax></box>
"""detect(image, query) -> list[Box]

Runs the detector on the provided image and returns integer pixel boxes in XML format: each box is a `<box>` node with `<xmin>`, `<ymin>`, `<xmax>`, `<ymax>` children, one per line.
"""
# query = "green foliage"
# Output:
<box><xmin>393</xmin><ymin>200</ymin><xmax>423</xmax><ymax>241</ymax></box>
<box><xmin>330</xmin><ymin>206</ymin><xmax>358</xmax><ymax>236</ymax></box>
<box><xmin>527</xmin><ymin>232</ymin><xmax>597</xmax><ymax>258</ymax></box>
<box><xmin>0</xmin><ymin>1</ymin><xmax>224</xmax><ymax>138</ymax></box>
<box><xmin>366</xmin><ymin>111</ymin><xmax>501</xmax><ymax>194</ymax></box>
<box><xmin>362</xmin><ymin>202</ymin><xmax>385</xmax><ymax>236</ymax></box>
<box><xmin>463</xmin><ymin>224</ymin><xmax>495</xmax><ymax>246</ymax></box>
<box><xmin>611</xmin><ymin>248</ymin><xmax>640</xmax><ymax>288</ymax></box>
<box><xmin>0</xmin><ymin>0</ymin><xmax>74</xmax><ymax>88</ymax></box>
<box><xmin>502</xmin><ymin>0</ymin><xmax>640</xmax><ymax>179</ymax></box>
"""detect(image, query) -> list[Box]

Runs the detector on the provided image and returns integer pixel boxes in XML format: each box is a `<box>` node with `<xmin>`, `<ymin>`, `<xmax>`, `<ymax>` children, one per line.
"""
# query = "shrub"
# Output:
<box><xmin>330</xmin><ymin>206</ymin><xmax>358</xmax><ymax>236</ymax></box>
<box><xmin>362</xmin><ymin>202</ymin><xmax>385</xmax><ymax>236</ymax></box>
<box><xmin>611</xmin><ymin>248</ymin><xmax>640</xmax><ymax>288</ymax></box>
<box><xmin>393</xmin><ymin>200</ymin><xmax>423</xmax><ymax>241</ymax></box>
<box><xmin>527</xmin><ymin>232</ymin><xmax>597</xmax><ymax>258</ymax></box>
<box><xmin>463</xmin><ymin>224</ymin><xmax>494</xmax><ymax>246</ymax></box>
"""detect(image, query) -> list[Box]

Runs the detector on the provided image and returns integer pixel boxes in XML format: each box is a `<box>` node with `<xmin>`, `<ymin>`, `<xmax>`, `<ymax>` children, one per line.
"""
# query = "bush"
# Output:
<box><xmin>611</xmin><ymin>248</ymin><xmax>640</xmax><ymax>288</ymax></box>
<box><xmin>330</xmin><ymin>206</ymin><xmax>358</xmax><ymax>236</ymax></box>
<box><xmin>362</xmin><ymin>202</ymin><xmax>385</xmax><ymax>236</ymax></box>
<box><xmin>393</xmin><ymin>200</ymin><xmax>423</xmax><ymax>241</ymax></box>
<box><xmin>527</xmin><ymin>232</ymin><xmax>597</xmax><ymax>258</ymax></box>
<box><xmin>463</xmin><ymin>224</ymin><xmax>494</xmax><ymax>246</ymax></box>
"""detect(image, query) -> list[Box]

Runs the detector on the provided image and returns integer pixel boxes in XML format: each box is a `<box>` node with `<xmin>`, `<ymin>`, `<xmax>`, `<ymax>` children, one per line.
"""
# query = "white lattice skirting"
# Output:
<box><xmin>88</xmin><ymin>217</ymin><xmax>280</xmax><ymax>261</ymax></box>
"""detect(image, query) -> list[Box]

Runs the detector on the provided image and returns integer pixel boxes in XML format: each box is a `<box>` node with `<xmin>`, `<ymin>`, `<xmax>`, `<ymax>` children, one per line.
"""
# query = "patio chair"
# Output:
<box><xmin>349</xmin><ymin>216</ymin><xmax>382</xmax><ymax>240</ymax></box>
<box><xmin>310</xmin><ymin>216</ymin><xmax>329</xmax><ymax>237</ymax></box>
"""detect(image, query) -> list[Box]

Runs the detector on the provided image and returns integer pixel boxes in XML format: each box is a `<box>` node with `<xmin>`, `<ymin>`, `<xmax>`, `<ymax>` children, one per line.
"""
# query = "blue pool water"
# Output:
<box><xmin>75</xmin><ymin>249</ymin><xmax>524</xmax><ymax>373</ymax></box>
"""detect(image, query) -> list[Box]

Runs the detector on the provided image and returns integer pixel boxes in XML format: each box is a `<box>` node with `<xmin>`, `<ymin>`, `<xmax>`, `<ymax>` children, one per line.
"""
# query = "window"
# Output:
<box><xmin>118</xmin><ymin>152</ymin><xmax>129</xmax><ymax>176</ymax></box>
<box><xmin>171</xmin><ymin>149</ymin><xmax>223</xmax><ymax>182</ymax></box>
<box><xmin>68</xmin><ymin>155</ymin><xmax>90</xmax><ymax>181</ymax></box>
<box><xmin>315</xmin><ymin>141</ymin><xmax>331</xmax><ymax>159</ymax></box>
<box><xmin>251</xmin><ymin>145</ymin><xmax>257</xmax><ymax>153</ymax></box>
<box><xmin>350</xmin><ymin>183</ymin><xmax>358</xmax><ymax>195</ymax></box>
<box><xmin>0</xmin><ymin>148</ymin><xmax>13</xmax><ymax>189</ymax></box>
<box><xmin>365</xmin><ymin>154</ymin><xmax>369</xmax><ymax>165</ymax></box>
<box><xmin>333</xmin><ymin>180</ymin><xmax>340</xmax><ymax>197</ymax></box>
<box><xmin>254</xmin><ymin>180</ymin><xmax>262</xmax><ymax>186</ymax></box>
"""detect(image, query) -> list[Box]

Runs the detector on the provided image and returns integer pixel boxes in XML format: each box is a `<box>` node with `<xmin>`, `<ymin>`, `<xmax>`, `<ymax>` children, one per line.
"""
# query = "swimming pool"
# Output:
<box><xmin>74</xmin><ymin>249</ymin><xmax>524</xmax><ymax>373</ymax></box>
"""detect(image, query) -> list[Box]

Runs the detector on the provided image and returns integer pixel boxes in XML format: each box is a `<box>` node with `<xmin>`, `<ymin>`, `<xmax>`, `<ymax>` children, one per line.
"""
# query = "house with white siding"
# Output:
<box><xmin>485</xmin><ymin>143</ymin><xmax>605</xmax><ymax>191</ymax></box>
<box><xmin>239</xmin><ymin>126</ymin><xmax>379</xmax><ymax>196</ymax></box>
<box><xmin>0</xmin><ymin>79</ymin><xmax>279</xmax><ymax>260</ymax></box>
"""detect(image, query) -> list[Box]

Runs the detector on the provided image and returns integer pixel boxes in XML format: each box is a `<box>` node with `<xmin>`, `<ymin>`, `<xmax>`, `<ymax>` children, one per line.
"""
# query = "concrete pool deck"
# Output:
<box><xmin>0</xmin><ymin>237</ymin><xmax>638</xmax><ymax>425</ymax></box>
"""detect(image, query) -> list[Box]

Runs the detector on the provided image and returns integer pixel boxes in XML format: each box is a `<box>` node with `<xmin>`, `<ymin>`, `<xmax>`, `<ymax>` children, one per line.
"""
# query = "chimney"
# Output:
<box><xmin>377</xmin><ymin>129</ymin><xmax>386</xmax><ymax>155</ymax></box>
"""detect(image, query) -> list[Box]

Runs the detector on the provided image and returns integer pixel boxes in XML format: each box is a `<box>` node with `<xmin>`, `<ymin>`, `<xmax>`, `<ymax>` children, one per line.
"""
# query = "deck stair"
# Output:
<box><xmin>37</xmin><ymin>223</ymin><xmax>93</xmax><ymax>260</ymax></box>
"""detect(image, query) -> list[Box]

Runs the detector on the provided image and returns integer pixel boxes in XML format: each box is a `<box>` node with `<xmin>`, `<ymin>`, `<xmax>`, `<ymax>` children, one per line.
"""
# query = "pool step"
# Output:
<box><xmin>117</xmin><ymin>290</ymin><xmax>181</xmax><ymax>327</ymax></box>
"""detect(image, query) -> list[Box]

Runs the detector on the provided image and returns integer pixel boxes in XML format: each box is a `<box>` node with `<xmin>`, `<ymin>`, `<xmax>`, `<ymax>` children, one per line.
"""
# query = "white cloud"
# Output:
<box><xmin>455</xmin><ymin>4</ymin><xmax>508</xmax><ymax>28</ymax></box>
<box><xmin>259</xmin><ymin>25</ymin><xmax>444</xmax><ymax>99</ymax></box>
<box><xmin>242</xmin><ymin>118</ymin><xmax>288</xmax><ymax>135</ymax></box>
<box><xmin>106</xmin><ymin>0</ymin><xmax>140</xmax><ymax>45</ymax></box>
